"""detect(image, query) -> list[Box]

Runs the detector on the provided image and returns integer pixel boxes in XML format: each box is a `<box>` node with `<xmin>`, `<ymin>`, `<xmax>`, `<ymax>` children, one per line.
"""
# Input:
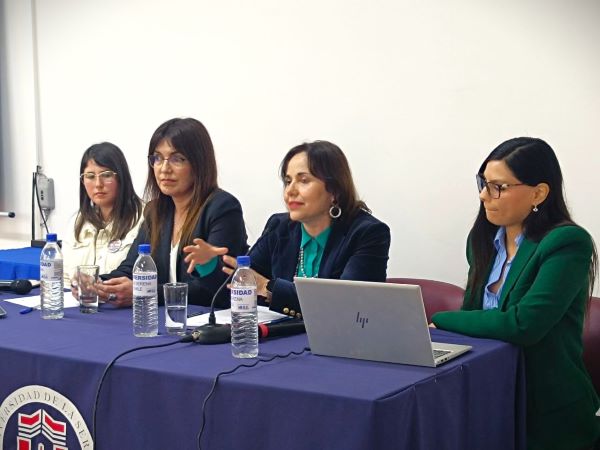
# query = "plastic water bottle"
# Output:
<box><xmin>40</xmin><ymin>233</ymin><xmax>64</xmax><ymax>319</ymax></box>
<box><xmin>230</xmin><ymin>256</ymin><xmax>258</xmax><ymax>358</ymax></box>
<box><xmin>132</xmin><ymin>244</ymin><xmax>158</xmax><ymax>337</ymax></box>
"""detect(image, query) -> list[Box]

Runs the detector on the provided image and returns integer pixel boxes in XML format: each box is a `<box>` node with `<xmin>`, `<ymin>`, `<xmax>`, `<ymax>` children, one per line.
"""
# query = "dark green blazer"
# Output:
<box><xmin>433</xmin><ymin>225</ymin><xmax>600</xmax><ymax>450</ymax></box>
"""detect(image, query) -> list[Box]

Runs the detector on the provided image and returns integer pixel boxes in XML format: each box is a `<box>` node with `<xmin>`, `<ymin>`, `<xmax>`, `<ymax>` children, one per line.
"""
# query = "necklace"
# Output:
<box><xmin>173</xmin><ymin>210</ymin><xmax>187</xmax><ymax>242</ymax></box>
<box><xmin>297</xmin><ymin>247</ymin><xmax>318</xmax><ymax>278</ymax></box>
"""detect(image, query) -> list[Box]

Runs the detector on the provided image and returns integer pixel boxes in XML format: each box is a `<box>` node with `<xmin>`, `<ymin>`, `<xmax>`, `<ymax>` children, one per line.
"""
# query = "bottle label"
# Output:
<box><xmin>40</xmin><ymin>260</ymin><xmax>63</xmax><ymax>282</ymax></box>
<box><xmin>230</xmin><ymin>287</ymin><xmax>257</xmax><ymax>313</ymax></box>
<box><xmin>133</xmin><ymin>273</ymin><xmax>157</xmax><ymax>297</ymax></box>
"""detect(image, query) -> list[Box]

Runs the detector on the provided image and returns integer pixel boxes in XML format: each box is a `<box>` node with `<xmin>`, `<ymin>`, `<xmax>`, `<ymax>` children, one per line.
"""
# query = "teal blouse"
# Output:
<box><xmin>194</xmin><ymin>257</ymin><xmax>218</xmax><ymax>277</ymax></box>
<box><xmin>296</xmin><ymin>225</ymin><xmax>331</xmax><ymax>278</ymax></box>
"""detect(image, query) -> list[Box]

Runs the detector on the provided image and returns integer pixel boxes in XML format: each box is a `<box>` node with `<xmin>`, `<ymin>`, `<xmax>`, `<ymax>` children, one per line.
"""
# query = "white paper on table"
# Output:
<box><xmin>187</xmin><ymin>305</ymin><xmax>288</xmax><ymax>328</ymax></box>
<box><xmin>4</xmin><ymin>293</ymin><xmax>80</xmax><ymax>309</ymax></box>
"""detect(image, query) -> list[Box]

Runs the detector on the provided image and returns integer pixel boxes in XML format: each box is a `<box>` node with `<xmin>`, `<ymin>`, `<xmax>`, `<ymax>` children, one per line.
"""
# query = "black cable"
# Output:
<box><xmin>31</xmin><ymin>172</ymin><xmax>35</xmax><ymax>241</ymax></box>
<box><xmin>207</xmin><ymin>272</ymin><xmax>233</xmax><ymax>326</ymax></box>
<box><xmin>197</xmin><ymin>347</ymin><xmax>310</xmax><ymax>450</ymax></box>
<box><xmin>33</xmin><ymin>172</ymin><xmax>49</xmax><ymax>235</ymax></box>
<box><xmin>92</xmin><ymin>339</ymin><xmax>183</xmax><ymax>449</ymax></box>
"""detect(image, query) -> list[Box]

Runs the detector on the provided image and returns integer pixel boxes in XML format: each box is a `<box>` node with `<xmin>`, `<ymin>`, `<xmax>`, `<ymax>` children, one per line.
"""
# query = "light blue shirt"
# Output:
<box><xmin>483</xmin><ymin>227</ymin><xmax>524</xmax><ymax>310</ymax></box>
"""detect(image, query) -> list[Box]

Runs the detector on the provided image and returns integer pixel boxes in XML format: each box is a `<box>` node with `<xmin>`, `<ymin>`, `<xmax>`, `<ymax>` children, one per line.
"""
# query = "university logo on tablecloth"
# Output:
<box><xmin>18</xmin><ymin>409</ymin><xmax>67</xmax><ymax>450</ymax></box>
<box><xmin>0</xmin><ymin>385</ymin><xmax>92</xmax><ymax>450</ymax></box>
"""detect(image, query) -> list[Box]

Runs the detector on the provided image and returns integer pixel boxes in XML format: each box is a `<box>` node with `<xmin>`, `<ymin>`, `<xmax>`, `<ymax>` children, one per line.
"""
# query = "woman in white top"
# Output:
<box><xmin>63</xmin><ymin>142</ymin><xmax>143</xmax><ymax>284</ymax></box>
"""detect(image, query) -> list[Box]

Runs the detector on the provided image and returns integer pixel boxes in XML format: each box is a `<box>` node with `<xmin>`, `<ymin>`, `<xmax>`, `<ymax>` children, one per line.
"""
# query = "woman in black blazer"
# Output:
<box><xmin>185</xmin><ymin>140</ymin><xmax>390</xmax><ymax>317</ymax></box>
<box><xmin>98</xmin><ymin>118</ymin><xmax>248</xmax><ymax>307</ymax></box>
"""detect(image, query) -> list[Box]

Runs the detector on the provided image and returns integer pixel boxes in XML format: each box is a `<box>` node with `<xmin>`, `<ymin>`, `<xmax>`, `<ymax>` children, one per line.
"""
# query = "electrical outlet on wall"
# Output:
<box><xmin>37</xmin><ymin>174</ymin><xmax>55</xmax><ymax>210</ymax></box>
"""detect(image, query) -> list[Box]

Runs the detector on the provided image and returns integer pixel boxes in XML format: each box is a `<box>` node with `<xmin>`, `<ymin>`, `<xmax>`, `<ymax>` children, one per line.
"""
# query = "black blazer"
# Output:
<box><xmin>250</xmin><ymin>210</ymin><xmax>391</xmax><ymax>316</ymax></box>
<box><xmin>103</xmin><ymin>189</ymin><xmax>248</xmax><ymax>307</ymax></box>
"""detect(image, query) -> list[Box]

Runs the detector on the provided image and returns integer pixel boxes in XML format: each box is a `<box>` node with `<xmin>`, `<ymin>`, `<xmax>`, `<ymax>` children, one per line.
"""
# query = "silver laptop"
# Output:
<box><xmin>295</xmin><ymin>278</ymin><xmax>471</xmax><ymax>367</ymax></box>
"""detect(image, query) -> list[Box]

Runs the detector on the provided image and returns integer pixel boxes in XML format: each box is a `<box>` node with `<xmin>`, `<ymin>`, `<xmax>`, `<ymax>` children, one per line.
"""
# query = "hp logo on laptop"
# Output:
<box><xmin>356</xmin><ymin>312</ymin><xmax>368</xmax><ymax>328</ymax></box>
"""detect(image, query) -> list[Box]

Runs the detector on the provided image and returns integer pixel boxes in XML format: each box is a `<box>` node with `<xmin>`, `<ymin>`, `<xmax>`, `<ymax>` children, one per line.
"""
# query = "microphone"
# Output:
<box><xmin>0</xmin><ymin>279</ymin><xmax>33</xmax><ymax>295</ymax></box>
<box><xmin>181</xmin><ymin>320</ymin><xmax>305</xmax><ymax>344</ymax></box>
<box><xmin>189</xmin><ymin>216</ymin><xmax>282</xmax><ymax>344</ymax></box>
<box><xmin>0</xmin><ymin>211</ymin><xmax>16</xmax><ymax>218</ymax></box>
<box><xmin>181</xmin><ymin>323</ymin><xmax>231</xmax><ymax>344</ymax></box>
<box><xmin>258</xmin><ymin>320</ymin><xmax>305</xmax><ymax>339</ymax></box>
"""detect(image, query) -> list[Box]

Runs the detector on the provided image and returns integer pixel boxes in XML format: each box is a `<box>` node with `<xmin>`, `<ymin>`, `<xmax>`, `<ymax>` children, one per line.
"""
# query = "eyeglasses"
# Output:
<box><xmin>476</xmin><ymin>174</ymin><xmax>526</xmax><ymax>199</ymax></box>
<box><xmin>148</xmin><ymin>153</ymin><xmax>187</xmax><ymax>168</ymax></box>
<box><xmin>80</xmin><ymin>170</ymin><xmax>117</xmax><ymax>184</ymax></box>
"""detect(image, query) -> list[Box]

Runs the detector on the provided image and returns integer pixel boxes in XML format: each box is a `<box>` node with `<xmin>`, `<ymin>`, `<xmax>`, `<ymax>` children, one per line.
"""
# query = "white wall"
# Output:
<box><xmin>1</xmin><ymin>0</ymin><xmax>599</xmax><ymax>293</ymax></box>
<box><xmin>0</xmin><ymin>0</ymin><xmax>38</xmax><ymax>243</ymax></box>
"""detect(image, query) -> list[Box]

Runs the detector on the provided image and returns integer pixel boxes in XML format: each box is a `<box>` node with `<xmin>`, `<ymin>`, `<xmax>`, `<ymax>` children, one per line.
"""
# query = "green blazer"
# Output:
<box><xmin>433</xmin><ymin>225</ymin><xmax>600</xmax><ymax>450</ymax></box>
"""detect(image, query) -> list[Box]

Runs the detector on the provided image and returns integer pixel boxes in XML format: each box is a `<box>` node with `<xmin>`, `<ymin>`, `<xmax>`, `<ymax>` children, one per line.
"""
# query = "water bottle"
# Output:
<box><xmin>230</xmin><ymin>256</ymin><xmax>258</xmax><ymax>358</ymax></box>
<box><xmin>40</xmin><ymin>233</ymin><xmax>64</xmax><ymax>319</ymax></box>
<box><xmin>132</xmin><ymin>244</ymin><xmax>158</xmax><ymax>337</ymax></box>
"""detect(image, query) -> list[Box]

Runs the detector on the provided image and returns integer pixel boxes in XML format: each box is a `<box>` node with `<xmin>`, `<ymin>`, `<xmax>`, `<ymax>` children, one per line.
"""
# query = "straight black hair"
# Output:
<box><xmin>466</xmin><ymin>137</ymin><xmax>597</xmax><ymax>307</ymax></box>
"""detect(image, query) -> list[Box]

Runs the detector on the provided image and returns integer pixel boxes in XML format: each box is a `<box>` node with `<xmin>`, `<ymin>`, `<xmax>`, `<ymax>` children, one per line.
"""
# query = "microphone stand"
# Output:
<box><xmin>189</xmin><ymin>274</ymin><xmax>233</xmax><ymax>344</ymax></box>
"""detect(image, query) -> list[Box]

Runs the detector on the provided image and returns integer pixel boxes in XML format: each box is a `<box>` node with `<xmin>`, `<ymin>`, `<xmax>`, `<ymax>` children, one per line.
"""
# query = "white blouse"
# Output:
<box><xmin>62</xmin><ymin>213</ymin><xmax>143</xmax><ymax>284</ymax></box>
<box><xmin>169</xmin><ymin>242</ymin><xmax>179</xmax><ymax>283</ymax></box>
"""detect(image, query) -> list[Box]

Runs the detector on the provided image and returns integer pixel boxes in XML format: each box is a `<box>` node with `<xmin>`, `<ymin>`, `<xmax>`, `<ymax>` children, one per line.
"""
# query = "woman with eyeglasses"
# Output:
<box><xmin>63</xmin><ymin>142</ymin><xmax>143</xmax><ymax>286</ymax></box>
<box><xmin>432</xmin><ymin>137</ymin><xmax>599</xmax><ymax>450</ymax></box>
<box><xmin>184</xmin><ymin>140</ymin><xmax>390</xmax><ymax>318</ymax></box>
<box><xmin>97</xmin><ymin>118</ymin><xmax>248</xmax><ymax>308</ymax></box>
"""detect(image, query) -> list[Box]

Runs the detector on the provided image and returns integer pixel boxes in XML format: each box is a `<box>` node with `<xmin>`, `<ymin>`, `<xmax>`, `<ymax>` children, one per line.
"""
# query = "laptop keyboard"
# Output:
<box><xmin>433</xmin><ymin>349</ymin><xmax>452</xmax><ymax>359</ymax></box>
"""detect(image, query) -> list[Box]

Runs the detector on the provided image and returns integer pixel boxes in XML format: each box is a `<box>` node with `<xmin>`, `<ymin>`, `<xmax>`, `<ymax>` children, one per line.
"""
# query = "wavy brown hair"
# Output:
<box><xmin>280</xmin><ymin>140</ymin><xmax>369</xmax><ymax>224</ymax></box>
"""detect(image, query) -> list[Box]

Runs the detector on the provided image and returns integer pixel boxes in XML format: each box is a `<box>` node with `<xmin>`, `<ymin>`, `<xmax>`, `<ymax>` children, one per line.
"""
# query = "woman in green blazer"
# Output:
<box><xmin>432</xmin><ymin>137</ymin><xmax>599</xmax><ymax>450</ymax></box>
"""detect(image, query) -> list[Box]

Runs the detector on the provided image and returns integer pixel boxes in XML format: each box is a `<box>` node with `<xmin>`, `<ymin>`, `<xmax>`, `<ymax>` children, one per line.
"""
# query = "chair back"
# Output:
<box><xmin>583</xmin><ymin>297</ymin><xmax>600</xmax><ymax>395</ymax></box>
<box><xmin>386</xmin><ymin>277</ymin><xmax>464</xmax><ymax>323</ymax></box>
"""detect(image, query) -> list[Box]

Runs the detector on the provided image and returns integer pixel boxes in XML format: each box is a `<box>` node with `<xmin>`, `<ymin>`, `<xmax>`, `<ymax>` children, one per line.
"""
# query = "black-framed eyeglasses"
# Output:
<box><xmin>476</xmin><ymin>174</ymin><xmax>526</xmax><ymax>199</ymax></box>
<box><xmin>80</xmin><ymin>170</ymin><xmax>117</xmax><ymax>184</ymax></box>
<box><xmin>148</xmin><ymin>153</ymin><xmax>187</xmax><ymax>168</ymax></box>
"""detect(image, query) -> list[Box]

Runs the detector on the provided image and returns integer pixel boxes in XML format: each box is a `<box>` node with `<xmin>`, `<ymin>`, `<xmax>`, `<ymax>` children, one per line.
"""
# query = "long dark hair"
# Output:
<box><xmin>466</xmin><ymin>137</ymin><xmax>597</xmax><ymax>307</ymax></box>
<box><xmin>76</xmin><ymin>142</ymin><xmax>142</xmax><ymax>242</ymax></box>
<box><xmin>280</xmin><ymin>140</ymin><xmax>369</xmax><ymax>224</ymax></box>
<box><xmin>144</xmin><ymin>118</ymin><xmax>218</xmax><ymax>254</ymax></box>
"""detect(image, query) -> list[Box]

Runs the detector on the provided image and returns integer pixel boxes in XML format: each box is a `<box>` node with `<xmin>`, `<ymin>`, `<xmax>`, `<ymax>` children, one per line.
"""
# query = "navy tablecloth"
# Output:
<box><xmin>0</xmin><ymin>247</ymin><xmax>42</xmax><ymax>279</ymax></box>
<box><xmin>0</xmin><ymin>291</ymin><xmax>526</xmax><ymax>450</ymax></box>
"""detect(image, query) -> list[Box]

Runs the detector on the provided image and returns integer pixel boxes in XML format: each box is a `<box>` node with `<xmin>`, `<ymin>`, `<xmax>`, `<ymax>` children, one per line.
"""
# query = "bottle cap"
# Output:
<box><xmin>236</xmin><ymin>255</ymin><xmax>250</xmax><ymax>267</ymax></box>
<box><xmin>138</xmin><ymin>244</ymin><xmax>151</xmax><ymax>254</ymax></box>
<box><xmin>46</xmin><ymin>233</ymin><xmax>57</xmax><ymax>242</ymax></box>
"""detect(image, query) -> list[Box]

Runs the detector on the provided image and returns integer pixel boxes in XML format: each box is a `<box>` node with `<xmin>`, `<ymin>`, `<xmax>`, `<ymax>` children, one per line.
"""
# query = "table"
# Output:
<box><xmin>0</xmin><ymin>247</ymin><xmax>42</xmax><ymax>279</ymax></box>
<box><xmin>0</xmin><ymin>291</ymin><xmax>526</xmax><ymax>450</ymax></box>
